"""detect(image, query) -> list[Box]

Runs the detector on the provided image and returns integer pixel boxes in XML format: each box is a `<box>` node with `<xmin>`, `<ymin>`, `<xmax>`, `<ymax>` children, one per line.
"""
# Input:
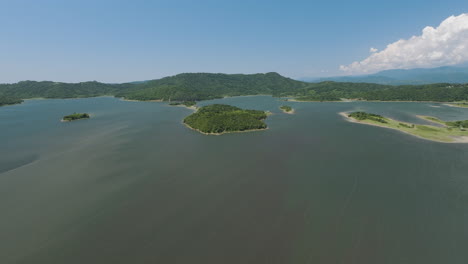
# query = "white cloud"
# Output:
<box><xmin>369</xmin><ymin>47</ymin><xmax>378</xmax><ymax>53</ymax></box>
<box><xmin>340</xmin><ymin>13</ymin><xmax>468</xmax><ymax>74</ymax></box>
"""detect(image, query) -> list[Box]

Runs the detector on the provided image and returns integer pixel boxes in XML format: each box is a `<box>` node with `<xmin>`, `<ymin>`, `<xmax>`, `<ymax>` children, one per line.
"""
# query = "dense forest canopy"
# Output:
<box><xmin>183</xmin><ymin>104</ymin><xmax>268</xmax><ymax>134</ymax></box>
<box><xmin>118</xmin><ymin>72</ymin><xmax>306</xmax><ymax>101</ymax></box>
<box><xmin>0</xmin><ymin>96</ymin><xmax>23</xmax><ymax>106</ymax></box>
<box><xmin>1</xmin><ymin>73</ymin><xmax>468</xmax><ymax>106</ymax></box>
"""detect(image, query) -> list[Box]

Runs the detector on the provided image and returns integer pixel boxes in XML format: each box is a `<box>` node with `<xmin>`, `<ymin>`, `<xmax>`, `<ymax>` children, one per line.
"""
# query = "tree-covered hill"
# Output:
<box><xmin>119</xmin><ymin>72</ymin><xmax>307</xmax><ymax>101</ymax></box>
<box><xmin>0</xmin><ymin>81</ymin><xmax>130</xmax><ymax>99</ymax></box>
<box><xmin>295</xmin><ymin>82</ymin><xmax>468</xmax><ymax>102</ymax></box>
<box><xmin>0</xmin><ymin>96</ymin><xmax>23</xmax><ymax>106</ymax></box>
<box><xmin>1</xmin><ymin>72</ymin><xmax>468</xmax><ymax>106</ymax></box>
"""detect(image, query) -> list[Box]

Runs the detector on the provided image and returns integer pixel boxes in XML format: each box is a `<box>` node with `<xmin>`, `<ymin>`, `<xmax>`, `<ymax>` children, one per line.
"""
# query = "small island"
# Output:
<box><xmin>169</xmin><ymin>101</ymin><xmax>197</xmax><ymax>110</ymax></box>
<box><xmin>62</xmin><ymin>113</ymin><xmax>90</xmax><ymax>122</ymax></box>
<box><xmin>183</xmin><ymin>104</ymin><xmax>269</xmax><ymax>135</ymax></box>
<box><xmin>279</xmin><ymin>105</ymin><xmax>294</xmax><ymax>114</ymax></box>
<box><xmin>340</xmin><ymin>111</ymin><xmax>468</xmax><ymax>143</ymax></box>
<box><xmin>169</xmin><ymin>101</ymin><xmax>196</xmax><ymax>107</ymax></box>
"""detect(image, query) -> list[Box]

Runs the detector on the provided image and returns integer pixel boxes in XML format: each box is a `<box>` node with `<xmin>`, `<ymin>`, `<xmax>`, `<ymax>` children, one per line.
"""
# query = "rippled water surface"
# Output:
<box><xmin>1</xmin><ymin>96</ymin><xmax>468</xmax><ymax>264</ymax></box>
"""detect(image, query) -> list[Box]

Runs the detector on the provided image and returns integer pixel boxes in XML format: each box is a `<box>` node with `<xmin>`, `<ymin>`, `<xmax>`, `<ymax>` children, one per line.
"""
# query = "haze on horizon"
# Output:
<box><xmin>1</xmin><ymin>0</ymin><xmax>468</xmax><ymax>83</ymax></box>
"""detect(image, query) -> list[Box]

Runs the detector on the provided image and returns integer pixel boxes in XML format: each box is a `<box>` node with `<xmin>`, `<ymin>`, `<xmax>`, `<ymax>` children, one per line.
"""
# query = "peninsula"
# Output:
<box><xmin>62</xmin><ymin>113</ymin><xmax>90</xmax><ymax>122</ymax></box>
<box><xmin>446</xmin><ymin>102</ymin><xmax>468</xmax><ymax>108</ymax></box>
<box><xmin>0</xmin><ymin>96</ymin><xmax>23</xmax><ymax>107</ymax></box>
<box><xmin>183</xmin><ymin>104</ymin><xmax>268</xmax><ymax>135</ymax></box>
<box><xmin>341</xmin><ymin>111</ymin><xmax>468</xmax><ymax>143</ymax></box>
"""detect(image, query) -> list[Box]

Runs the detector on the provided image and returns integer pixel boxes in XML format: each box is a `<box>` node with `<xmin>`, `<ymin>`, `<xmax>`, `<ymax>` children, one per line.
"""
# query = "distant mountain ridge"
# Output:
<box><xmin>308</xmin><ymin>66</ymin><xmax>468</xmax><ymax>85</ymax></box>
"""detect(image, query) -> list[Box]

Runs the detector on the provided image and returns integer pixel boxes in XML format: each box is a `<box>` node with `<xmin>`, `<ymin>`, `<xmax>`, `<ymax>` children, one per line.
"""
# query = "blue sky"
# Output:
<box><xmin>1</xmin><ymin>0</ymin><xmax>468</xmax><ymax>83</ymax></box>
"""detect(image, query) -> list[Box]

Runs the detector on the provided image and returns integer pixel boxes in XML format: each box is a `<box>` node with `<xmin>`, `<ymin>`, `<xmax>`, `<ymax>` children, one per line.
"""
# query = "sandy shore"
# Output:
<box><xmin>338</xmin><ymin>112</ymin><xmax>468</xmax><ymax>143</ymax></box>
<box><xmin>121</xmin><ymin>98</ymin><xmax>163</xmax><ymax>102</ymax></box>
<box><xmin>286</xmin><ymin>98</ymin><xmax>341</xmax><ymax>102</ymax></box>
<box><xmin>443</xmin><ymin>103</ymin><xmax>468</xmax><ymax>108</ymax></box>
<box><xmin>170</xmin><ymin>104</ymin><xmax>198</xmax><ymax>111</ymax></box>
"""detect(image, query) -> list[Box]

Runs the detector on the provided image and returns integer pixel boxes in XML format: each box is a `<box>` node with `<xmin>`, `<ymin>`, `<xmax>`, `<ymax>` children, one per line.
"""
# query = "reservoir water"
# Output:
<box><xmin>1</xmin><ymin>96</ymin><xmax>468</xmax><ymax>263</ymax></box>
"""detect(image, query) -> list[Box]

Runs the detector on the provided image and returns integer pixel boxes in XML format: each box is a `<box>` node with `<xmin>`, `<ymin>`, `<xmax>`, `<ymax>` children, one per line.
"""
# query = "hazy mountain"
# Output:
<box><xmin>307</xmin><ymin>66</ymin><xmax>468</xmax><ymax>85</ymax></box>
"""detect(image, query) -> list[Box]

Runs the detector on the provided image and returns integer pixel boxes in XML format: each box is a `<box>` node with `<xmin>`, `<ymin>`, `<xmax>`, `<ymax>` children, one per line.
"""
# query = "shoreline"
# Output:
<box><xmin>170</xmin><ymin>104</ymin><xmax>198</xmax><ymax>111</ymax></box>
<box><xmin>443</xmin><ymin>103</ymin><xmax>468</xmax><ymax>108</ymax></box>
<box><xmin>338</xmin><ymin>112</ymin><xmax>468</xmax><ymax>143</ymax></box>
<box><xmin>9</xmin><ymin>95</ymin><xmax>468</xmax><ymax>105</ymax></box>
<box><xmin>289</xmin><ymin>98</ymin><xmax>468</xmax><ymax>104</ymax></box>
<box><xmin>183</xmin><ymin>122</ymin><xmax>268</xmax><ymax>136</ymax></box>
<box><xmin>121</xmin><ymin>98</ymin><xmax>163</xmax><ymax>102</ymax></box>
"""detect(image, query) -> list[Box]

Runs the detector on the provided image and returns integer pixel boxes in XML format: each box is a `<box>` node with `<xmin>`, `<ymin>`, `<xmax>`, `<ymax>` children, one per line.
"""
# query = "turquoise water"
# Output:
<box><xmin>1</xmin><ymin>96</ymin><xmax>468</xmax><ymax>263</ymax></box>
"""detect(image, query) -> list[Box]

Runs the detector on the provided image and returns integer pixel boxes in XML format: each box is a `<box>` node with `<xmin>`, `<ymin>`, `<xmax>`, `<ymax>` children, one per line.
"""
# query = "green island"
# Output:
<box><xmin>279</xmin><ymin>105</ymin><xmax>294</xmax><ymax>114</ymax></box>
<box><xmin>62</xmin><ymin>113</ymin><xmax>90</xmax><ymax>122</ymax></box>
<box><xmin>183</xmin><ymin>104</ymin><xmax>269</xmax><ymax>135</ymax></box>
<box><xmin>342</xmin><ymin>111</ymin><xmax>468</xmax><ymax>143</ymax></box>
<box><xmin>3</xmin><ymin>73</ymin><xmax>468</xmax><ymax>106</ymax></box>
<box><xmin>169</xmin><ymin>101</ymin><xmax>197</xmax><ymax>108</ymax></box>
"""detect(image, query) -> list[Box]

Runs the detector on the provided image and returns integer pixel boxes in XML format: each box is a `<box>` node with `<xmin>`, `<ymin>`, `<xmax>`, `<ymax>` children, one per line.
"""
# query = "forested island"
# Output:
<box><xmin>183</xmin><ymin>104</ymin><xmax>268</xmax><ymax>135</ymax></box>
<box><xmin>3</xmin><ymin>73</ymin><xmax>468</xmax><ymax>106</ymax></box>
<box><xmin>341</xmin><ymin>111</ymin><xmax>468</xmax><ymax>143</ymax></box>
<box><xmin>62</xmin><ymin>113</ymin><xmax>90</xmax><ymax>122</ymax></box>
<box><xmin>280</xmin><ymin>105</ymin><xmax>294</xmax><ymax>114</ymax></box>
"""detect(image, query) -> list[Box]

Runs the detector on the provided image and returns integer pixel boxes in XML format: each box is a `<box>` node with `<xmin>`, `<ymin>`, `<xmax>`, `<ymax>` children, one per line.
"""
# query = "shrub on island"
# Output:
<box><xmin>348</xmin><ymin>112</ymin><xmax>387</xmax><ymax>123</ymax></box>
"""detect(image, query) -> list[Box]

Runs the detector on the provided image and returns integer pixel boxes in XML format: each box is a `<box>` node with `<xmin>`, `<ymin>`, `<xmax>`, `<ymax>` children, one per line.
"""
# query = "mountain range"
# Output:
<box><xmin>305</xmin><ymin>66</ymin><xmax>468</xmax><ymax>85</ymax></box>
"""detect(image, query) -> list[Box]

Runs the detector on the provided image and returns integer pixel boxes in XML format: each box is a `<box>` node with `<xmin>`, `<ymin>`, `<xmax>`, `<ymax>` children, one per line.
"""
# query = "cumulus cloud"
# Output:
<box><xmin>369</xmin><ymin>47</ymin><xmax>378</xmax><ymax>53</ymax></box>
<box><xmin>340</xmin><ymin>13</ymin><xmax>468</xmax><ymax>74</ymax></box>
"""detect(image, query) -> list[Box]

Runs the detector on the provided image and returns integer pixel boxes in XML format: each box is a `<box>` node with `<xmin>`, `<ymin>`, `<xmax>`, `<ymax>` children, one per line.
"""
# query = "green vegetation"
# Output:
<box><xmin>447</xmin><ymin>102</ymin><xmax>468</xmax><ymax>108</ymax></box>
<box><xmin>0</xmin><ymin>96</ymin><xmax>23</xmax><ymax>106</ymax></box>
<box><xmin>294</xmin><ymin>82</ymin><xmax>468</xmax><ymax>102</ymax></box>
<box><xmin>445</xmin><ymin>120</ymin><xmax>468</xmax><ymax>129</ymax></box>
<box><xmin>279</xmin><ymin>105</ymin><xmax>293</xmax><ymax>112</ymax></box>
<box><xmin>183</xmin><ymin>104</ymin><xmax>268</xmax><ymax>134</ymax></box>
<box><xmin>348</xmin><ymin>112</ymin><xmax>387</xmax><ymax>123</ymax></box>
<box><xmin>421</xmin><ymin>116</ymin><xmax>444</xmax><ymax>123</ymax></box>
<box><xmin>169</xmin><ymin>101</ymin><xmax>197</xmax><ymax>107</ymax></box>
<box><xmin>399</xmin><ymin>123</ymin><xmax>414</xmax><ymax>128</ymax></box>
<box><xmin>418</xmin><ymin>115</ymin><xmax>468</xmax><ymax>130</ymax></box>
<box><xmin>345</xmin><ymin>112</ymin><xmax>468</xmax><ymax>143</ymax></box>
<box><xmin>3</xmin><ymin>73</ymin><xmax>468</xmax><ymax>106</ymax></box>
<box><xmin>62</xmin><ymin>113</ymin><xmax>90</xmax><ymax>122</ymax></box>
<box><xmin>120</xmin><ymin>72</ymin><xmax>305</xmax><ymax>101</ymax></box>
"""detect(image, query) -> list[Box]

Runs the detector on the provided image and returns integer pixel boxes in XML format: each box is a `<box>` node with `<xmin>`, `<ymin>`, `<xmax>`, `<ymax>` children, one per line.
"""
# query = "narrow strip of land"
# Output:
<box><xmin>340</xmin><ymin>111</ymin><xmax>468</xmax><ymax>143</ymax></box>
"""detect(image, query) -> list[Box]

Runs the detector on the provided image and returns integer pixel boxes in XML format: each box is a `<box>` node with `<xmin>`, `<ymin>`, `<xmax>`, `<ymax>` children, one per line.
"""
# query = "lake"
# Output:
<box><xmin>1</xmin><ymin>96</ymin><xmax>468</xmax><ymax>264</ymax></box>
